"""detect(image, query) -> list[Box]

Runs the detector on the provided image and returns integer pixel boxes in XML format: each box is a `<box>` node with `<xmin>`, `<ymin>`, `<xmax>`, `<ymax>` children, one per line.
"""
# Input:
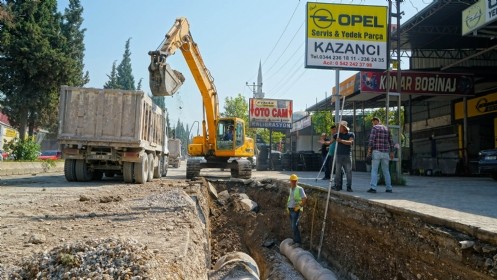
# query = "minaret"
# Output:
<box><xmin>255</xmin><ymin>61</ymin><xmax>265</xmax><ymax>98</ymax></box>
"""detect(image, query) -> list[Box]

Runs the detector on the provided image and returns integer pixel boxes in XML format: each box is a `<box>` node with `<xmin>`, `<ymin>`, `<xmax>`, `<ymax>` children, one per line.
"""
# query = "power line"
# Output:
<box><xmin>261</xmin><ymin>1</ymin><xmax>301</xmax><ymax>67</ymax></box>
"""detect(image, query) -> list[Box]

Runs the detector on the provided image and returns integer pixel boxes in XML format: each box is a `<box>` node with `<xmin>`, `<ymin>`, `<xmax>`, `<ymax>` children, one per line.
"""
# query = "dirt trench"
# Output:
<box><xmin>208</xmin><ymin>178</ymin><xmax>497</xmax><ymax>280</ymax></box>
<box><xmin>1</xmin><ymin>175</ymin><xmax>496</xmax><ymax>279</ymax></box>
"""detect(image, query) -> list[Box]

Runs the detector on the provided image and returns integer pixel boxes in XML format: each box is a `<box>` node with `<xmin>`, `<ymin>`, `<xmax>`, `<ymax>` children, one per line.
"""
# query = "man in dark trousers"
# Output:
<box><xmin>333</xmin><ymin>121</ymin><xmax>355</xmax><ymax>192</ymax></box>
<box><xmin>319</xmin><ymin>133</ymin><xmax>331</xmax><ymax>180</ymax></box>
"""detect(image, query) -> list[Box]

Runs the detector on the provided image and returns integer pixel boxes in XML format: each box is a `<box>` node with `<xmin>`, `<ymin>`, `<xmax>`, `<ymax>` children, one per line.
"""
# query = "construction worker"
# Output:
<box><xmin>287</xmin><ymin>174</ymin><xmax>307</xmax><ymax>245</ymax></box>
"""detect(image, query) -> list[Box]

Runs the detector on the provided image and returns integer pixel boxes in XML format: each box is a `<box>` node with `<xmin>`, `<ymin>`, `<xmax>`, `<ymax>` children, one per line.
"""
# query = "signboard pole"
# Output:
<box><xmin>334</xmin><ymin>70</ymin><xmax>340</xmax><ymax>125</ymax></box>
<box><xmin>269</xmin><ymin>129</ymin><xmax>273</xmax><ymax>170</ymax></box>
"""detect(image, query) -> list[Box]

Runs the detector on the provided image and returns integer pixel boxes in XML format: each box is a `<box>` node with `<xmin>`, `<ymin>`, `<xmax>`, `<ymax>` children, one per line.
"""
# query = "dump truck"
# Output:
<box><xmin>168</xmin><ymin>138</ymin><xmax>182</xmax><ymax>168</ymax></box>
<box><xmin>58</xmin><ymin>86</ymin><xmax>169</xmax><ymax>184</ymax></box>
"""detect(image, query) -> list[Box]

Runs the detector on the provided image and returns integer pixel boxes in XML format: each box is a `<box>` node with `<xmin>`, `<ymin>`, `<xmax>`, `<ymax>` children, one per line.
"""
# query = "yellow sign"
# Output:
<box><xmin>454</xmin><ymin>92</ymin><xmax>497</xmax><ymax>120</ymax></box>
<box><xmin>462</xmin><ymin>0</ymin><xmax>490</xmax><ymax>36</ymax></box>
<box><xmin>306</xmin><ymin>2</ymin><xmax>388</xmax><ymax>70</ymax></box>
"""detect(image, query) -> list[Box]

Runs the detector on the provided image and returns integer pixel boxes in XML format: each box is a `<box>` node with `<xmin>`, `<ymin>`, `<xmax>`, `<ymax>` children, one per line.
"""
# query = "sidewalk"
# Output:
<box><xmin>252</xmin><ymin>170</ymin><xmax>497</xmax><ymax>234</ymax></box>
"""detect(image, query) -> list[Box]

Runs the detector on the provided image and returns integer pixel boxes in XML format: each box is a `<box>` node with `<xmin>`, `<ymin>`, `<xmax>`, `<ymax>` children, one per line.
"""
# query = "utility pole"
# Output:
<box><xmin>245</xmin><ymin>82</ymin><xmax>259</xmax><ymax>98</ymax></box>
<box><xmin>387</xmin><ymin>0</ymin><xmax>404</xmax><ymax>179</ymax></box>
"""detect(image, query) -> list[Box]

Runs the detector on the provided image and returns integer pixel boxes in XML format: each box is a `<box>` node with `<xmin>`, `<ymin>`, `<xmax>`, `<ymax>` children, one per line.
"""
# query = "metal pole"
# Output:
<box><xmin>395</xmin><ymin>0</ymin><xmax>403</xmax><ymax>178</ymax></box>
<box><xmin>318</xmin><ymin>69</ymin><xmax>343</xmax><ymax>260</ymax></box>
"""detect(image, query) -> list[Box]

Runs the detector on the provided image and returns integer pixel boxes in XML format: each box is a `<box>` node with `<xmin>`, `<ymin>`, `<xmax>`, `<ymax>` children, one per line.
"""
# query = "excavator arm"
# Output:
<box><xmin>149</xmin><ymin>17</ymin><xmax>254</xmax><ymax>179</ymax></box>
<box><xmin>148</xmin><ymin>17</ymin><xmax>219</xmax><ymax>148</ymax></box>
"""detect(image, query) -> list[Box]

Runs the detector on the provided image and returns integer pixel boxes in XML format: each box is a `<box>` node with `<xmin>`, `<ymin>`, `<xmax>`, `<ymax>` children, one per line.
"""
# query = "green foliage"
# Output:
<box><xmin>60</xmin><ymin>0</ymin><xmax>88</xmax><ymax>87</ymax></box>
<box><xmin>311</xmin><ymin>110</ymin><xmax>334</xmax><ymax>134</ymax></box>
<box><xmin>258</xmin><ymin>128</ymin><xmax>285</xmax><ymax>147</ymax></box>
<box><xmin>364</xmin><ymin>107</ymin><xmax>404</xmax><ymax>128</ymax></box>
<box><xmin>41</xmin><ymin>159</ymin><xmax>56</xmax><ymax>172</ymax></box>
<box><xmin>116</xmin><ymin>38</ymin><xmax>135</xmax><ymax>90</ymax></box>
<box><xmin>221</xmin><ymin>94</ymin><xmax>254</xmax><ymax>136</ymax></box>
<box><xmin>169</xmin><ymin>119</ymin><xmax>191</xmax><ymax>156</ymax></box>
<box><xmin>4</xmin><ymin>138</ymin><xmax>40</xmax><ymax>161</ymax></box>
<box><xmin>58</xmin><ymin>253</ymin><xmax>80</xmax><ymax>267</ymax></box>
<box><xmin>103</xmin><ymin>61</ymin><xmax>119</xmax><ymax>89</ymax></box>
<box><xmin>0</xmin><ymin>0</ymin><xmax>87</xmax><ymax>138</ymax></box>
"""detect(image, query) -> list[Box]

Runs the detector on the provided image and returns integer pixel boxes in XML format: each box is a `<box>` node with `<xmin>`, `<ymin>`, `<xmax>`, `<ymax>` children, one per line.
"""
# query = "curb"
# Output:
<box><xmin>0</xmin><ymin>161</ymin><xmax>64</xmax><ymax>176</ymax></box>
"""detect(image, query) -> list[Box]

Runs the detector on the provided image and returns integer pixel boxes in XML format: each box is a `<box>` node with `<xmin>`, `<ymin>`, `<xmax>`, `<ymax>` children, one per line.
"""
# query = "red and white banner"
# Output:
<box><xmin>249</xmin><ymin>98</ymin><xmax>293</xmax><ymax>129</ymax></box>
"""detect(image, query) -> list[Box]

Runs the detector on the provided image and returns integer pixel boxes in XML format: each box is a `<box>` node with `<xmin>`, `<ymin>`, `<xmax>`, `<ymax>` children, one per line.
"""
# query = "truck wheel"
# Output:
<box><xmin>164</xmin><ymin>157</ymin><xmax>169</xmax><ymax>176</ymax></box>
<box><xmin>153</xmin><ymin>155</ymin><xmax>163</xmax><ymax>178</ymax></box>
<box><xmin>134</xmin><ymin>156</ymin><xmax>148</xmax><ymax>184</ymax></box>
<box><xmin>75</xmin><ymin>159</ymin><xmax>93</xmax><ymax>182</ymax></box>
<box><xmin>64</xmin><ymin>159</ymin><xmax>77</xmax><ymax>182</ymax></box>
<box><xmin>123</xmin><ymin>162</ymin><xmax>133</xmax><ymax>183</ymax></box>
<box><xmin>147</xmin><ymin>153</ymin><xmax>154</xmax><ymax>182</ymax></box>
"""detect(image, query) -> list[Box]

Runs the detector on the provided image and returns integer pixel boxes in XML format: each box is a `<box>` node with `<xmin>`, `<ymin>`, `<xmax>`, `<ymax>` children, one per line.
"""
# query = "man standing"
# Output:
<box><xmin>333</xmin><ymin>121</ymin><xmax>354</xmax><ymax>192</ymax></box>
<box><xmin>367</xmin><ymin>117</ymin><xmax>395</xmax><ymax>193</ymax></box>
<box><xmin>287</xmin><ymin>174</ymin><xmax>307</xmax><ymax>245</ymax></box>
<box><xmin>319</xmin><ymin>133</ymin><xmax>330</xmax><ymax>180</ymax></box>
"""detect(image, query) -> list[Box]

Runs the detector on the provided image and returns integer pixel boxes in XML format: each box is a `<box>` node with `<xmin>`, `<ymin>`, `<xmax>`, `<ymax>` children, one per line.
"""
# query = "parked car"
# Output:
<box><xmin>38</xmin><ymin>150</ymin><xmax>62</xmax><ymax>160</ymax></box>
<box><xmin>478</xmin><ymin>148</ymin><xmax>497</xmax><ymax>180</ymax></box>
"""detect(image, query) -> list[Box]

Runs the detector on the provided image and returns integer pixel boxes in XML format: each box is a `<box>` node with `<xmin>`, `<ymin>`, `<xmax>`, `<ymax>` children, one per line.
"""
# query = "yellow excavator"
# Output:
<box><xmin>148</xmin><ymin>17</ymin><xmax>254</xmax><ymax>179</ymax></box>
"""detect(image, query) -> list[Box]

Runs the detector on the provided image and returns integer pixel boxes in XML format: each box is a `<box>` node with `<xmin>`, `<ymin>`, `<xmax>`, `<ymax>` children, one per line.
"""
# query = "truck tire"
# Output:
<box><xmin>153</xmin><ymin>156</ymin><xmax>160</xmax><ymax>178</ymax></box>
<box><xmin>123</xmin><ymin>162</ymin><xmax>133</xmax><ymax>183</ymax></box>
<box><xmin>134</xmin><ymin>156</ymin><xmax>148</xmax><ymax>184</ymax></box>
<box><xmin>161</xmin><ymin>156</ymin><xmax>169</xmax><ymax>177</ymax></box>
<box><xmin>147</xmin><ymin>153</ymin><xmax>154</xmax><ymax>182</ymax></box>
<box><xmin>75</xmin><ymin>159</ymin><xmax>93</xmax><ymax>182</ymax></box>
<box><xmin>64</xmin><ymin>159</ymin><xmax>77</xmax><ymax>182</ymax></box>
<box><xmin>231</xmin><ymin>159</ymin><xmax>252</xmax><ymax>179</ymax></box>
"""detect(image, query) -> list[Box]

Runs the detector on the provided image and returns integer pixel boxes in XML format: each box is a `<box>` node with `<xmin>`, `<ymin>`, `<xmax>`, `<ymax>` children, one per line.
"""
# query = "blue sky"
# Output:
<box><xmin>56</xmin><ymin>0</ymin><xmax>431</xmax><ymax>130</ymax></box>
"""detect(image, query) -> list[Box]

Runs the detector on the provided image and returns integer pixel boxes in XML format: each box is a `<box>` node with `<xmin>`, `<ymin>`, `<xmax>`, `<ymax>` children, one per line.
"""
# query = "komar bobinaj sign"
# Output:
<box><xmin>360</xmin><ymin>71</ymin><xmax>474</xmax><ymax>96</ymax></box>
<box><xmin>249</xmin><ymin>98</ymin><xmax>293</xmax><ymax>129</ymax></box>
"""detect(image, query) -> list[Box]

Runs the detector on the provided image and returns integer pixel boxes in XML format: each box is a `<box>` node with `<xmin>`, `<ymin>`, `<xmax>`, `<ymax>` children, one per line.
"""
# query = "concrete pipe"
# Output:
<box><xmin>280</xmin><ymin>238</ymin><xmax>337</xmax><ymax>280</ymax></box>
<box><xmin>209</xmin><ymin>251</ymin><xmax>260</xmax><ymax>280</ymax></box>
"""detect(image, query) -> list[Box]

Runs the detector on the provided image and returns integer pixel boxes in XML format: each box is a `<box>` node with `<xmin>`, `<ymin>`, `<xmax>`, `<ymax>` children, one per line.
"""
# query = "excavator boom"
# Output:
<box><xmin>148</xmin><ymin>17</ymin><xmax>254</xmax><ymax>179</ymax></box>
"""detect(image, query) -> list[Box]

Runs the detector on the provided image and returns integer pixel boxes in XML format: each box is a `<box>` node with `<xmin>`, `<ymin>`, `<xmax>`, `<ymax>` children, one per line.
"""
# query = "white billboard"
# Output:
<box><xmin>249</xmin><ymin>98</ymin><xmax>293</xmax><ymax>129</ymax></box>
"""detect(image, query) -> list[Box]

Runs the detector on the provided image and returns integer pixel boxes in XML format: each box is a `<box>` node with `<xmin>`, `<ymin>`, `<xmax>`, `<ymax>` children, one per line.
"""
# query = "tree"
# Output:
<box><xmin>0</xmin><ymin>0</ymin><xmax>76</xmax><ymax>139</ymax></box>
<box><xmin>103</xmin><ymin>61</ymin><xmax>119</xmax><ymax>89</ymax></box>
<box><xmin>221</xmin><ymin>94</ymin><xmax>257</xmax><ymax>138</ymax></box>
<box><xmin>60</xmin><ymin>0</ymin><xmax>88</xmax><ymax>87</ymax></box>
<box><xmin>116</xmin><ymin>38</ymin><xmax>135</xmax><ymax>90</ymax></box>
<box><xmin>311</xmin><ymin>110</ymin><xmax>334</xmax><ymax>135</ymax></box>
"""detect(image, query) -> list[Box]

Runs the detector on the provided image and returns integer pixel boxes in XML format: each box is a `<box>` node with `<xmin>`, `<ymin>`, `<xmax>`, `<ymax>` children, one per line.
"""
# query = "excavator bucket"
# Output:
<box><xmin>148</xmin><ymin>54</ymin><xmax>185</xmax><ymax>96</ymax></box>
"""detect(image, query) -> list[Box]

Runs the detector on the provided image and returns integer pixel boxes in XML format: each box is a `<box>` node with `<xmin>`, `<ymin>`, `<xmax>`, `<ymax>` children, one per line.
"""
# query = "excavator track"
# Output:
<box><xmin>186</xmin><ymin>158</ymin><xmax>202</xmax><ymax>179</ymax></box>
<box><xmin>231</xmin><ymin>159</ymin><xmax>252</xmax><ymax>179</ymax></box>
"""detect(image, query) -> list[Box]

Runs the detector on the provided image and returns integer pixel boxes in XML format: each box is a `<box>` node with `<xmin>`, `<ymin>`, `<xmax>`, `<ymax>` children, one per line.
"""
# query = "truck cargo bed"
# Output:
<box><xmin>58</xmin><ymin>86</ymin><xmax>166</xmax><ymax>151</ymax></box>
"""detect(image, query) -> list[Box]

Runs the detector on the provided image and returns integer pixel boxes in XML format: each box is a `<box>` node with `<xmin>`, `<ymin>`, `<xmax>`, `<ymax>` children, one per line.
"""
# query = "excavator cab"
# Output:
<box><xmin>217</xmin><ymin>119</ymin><xmax>242</xmax><ymax>151</ymax></box>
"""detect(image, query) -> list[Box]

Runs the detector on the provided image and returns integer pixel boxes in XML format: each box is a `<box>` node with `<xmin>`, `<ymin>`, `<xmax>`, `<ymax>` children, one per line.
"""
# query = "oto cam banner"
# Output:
<box><xmin>306</xmin><ymin>2</ymin><xmax>388</xmax><ymax>71</ymax></box>
<box><xmin>249</xmin><ymin>98</ymin><xmax>293</xmax><ymax>129</ymax></box>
